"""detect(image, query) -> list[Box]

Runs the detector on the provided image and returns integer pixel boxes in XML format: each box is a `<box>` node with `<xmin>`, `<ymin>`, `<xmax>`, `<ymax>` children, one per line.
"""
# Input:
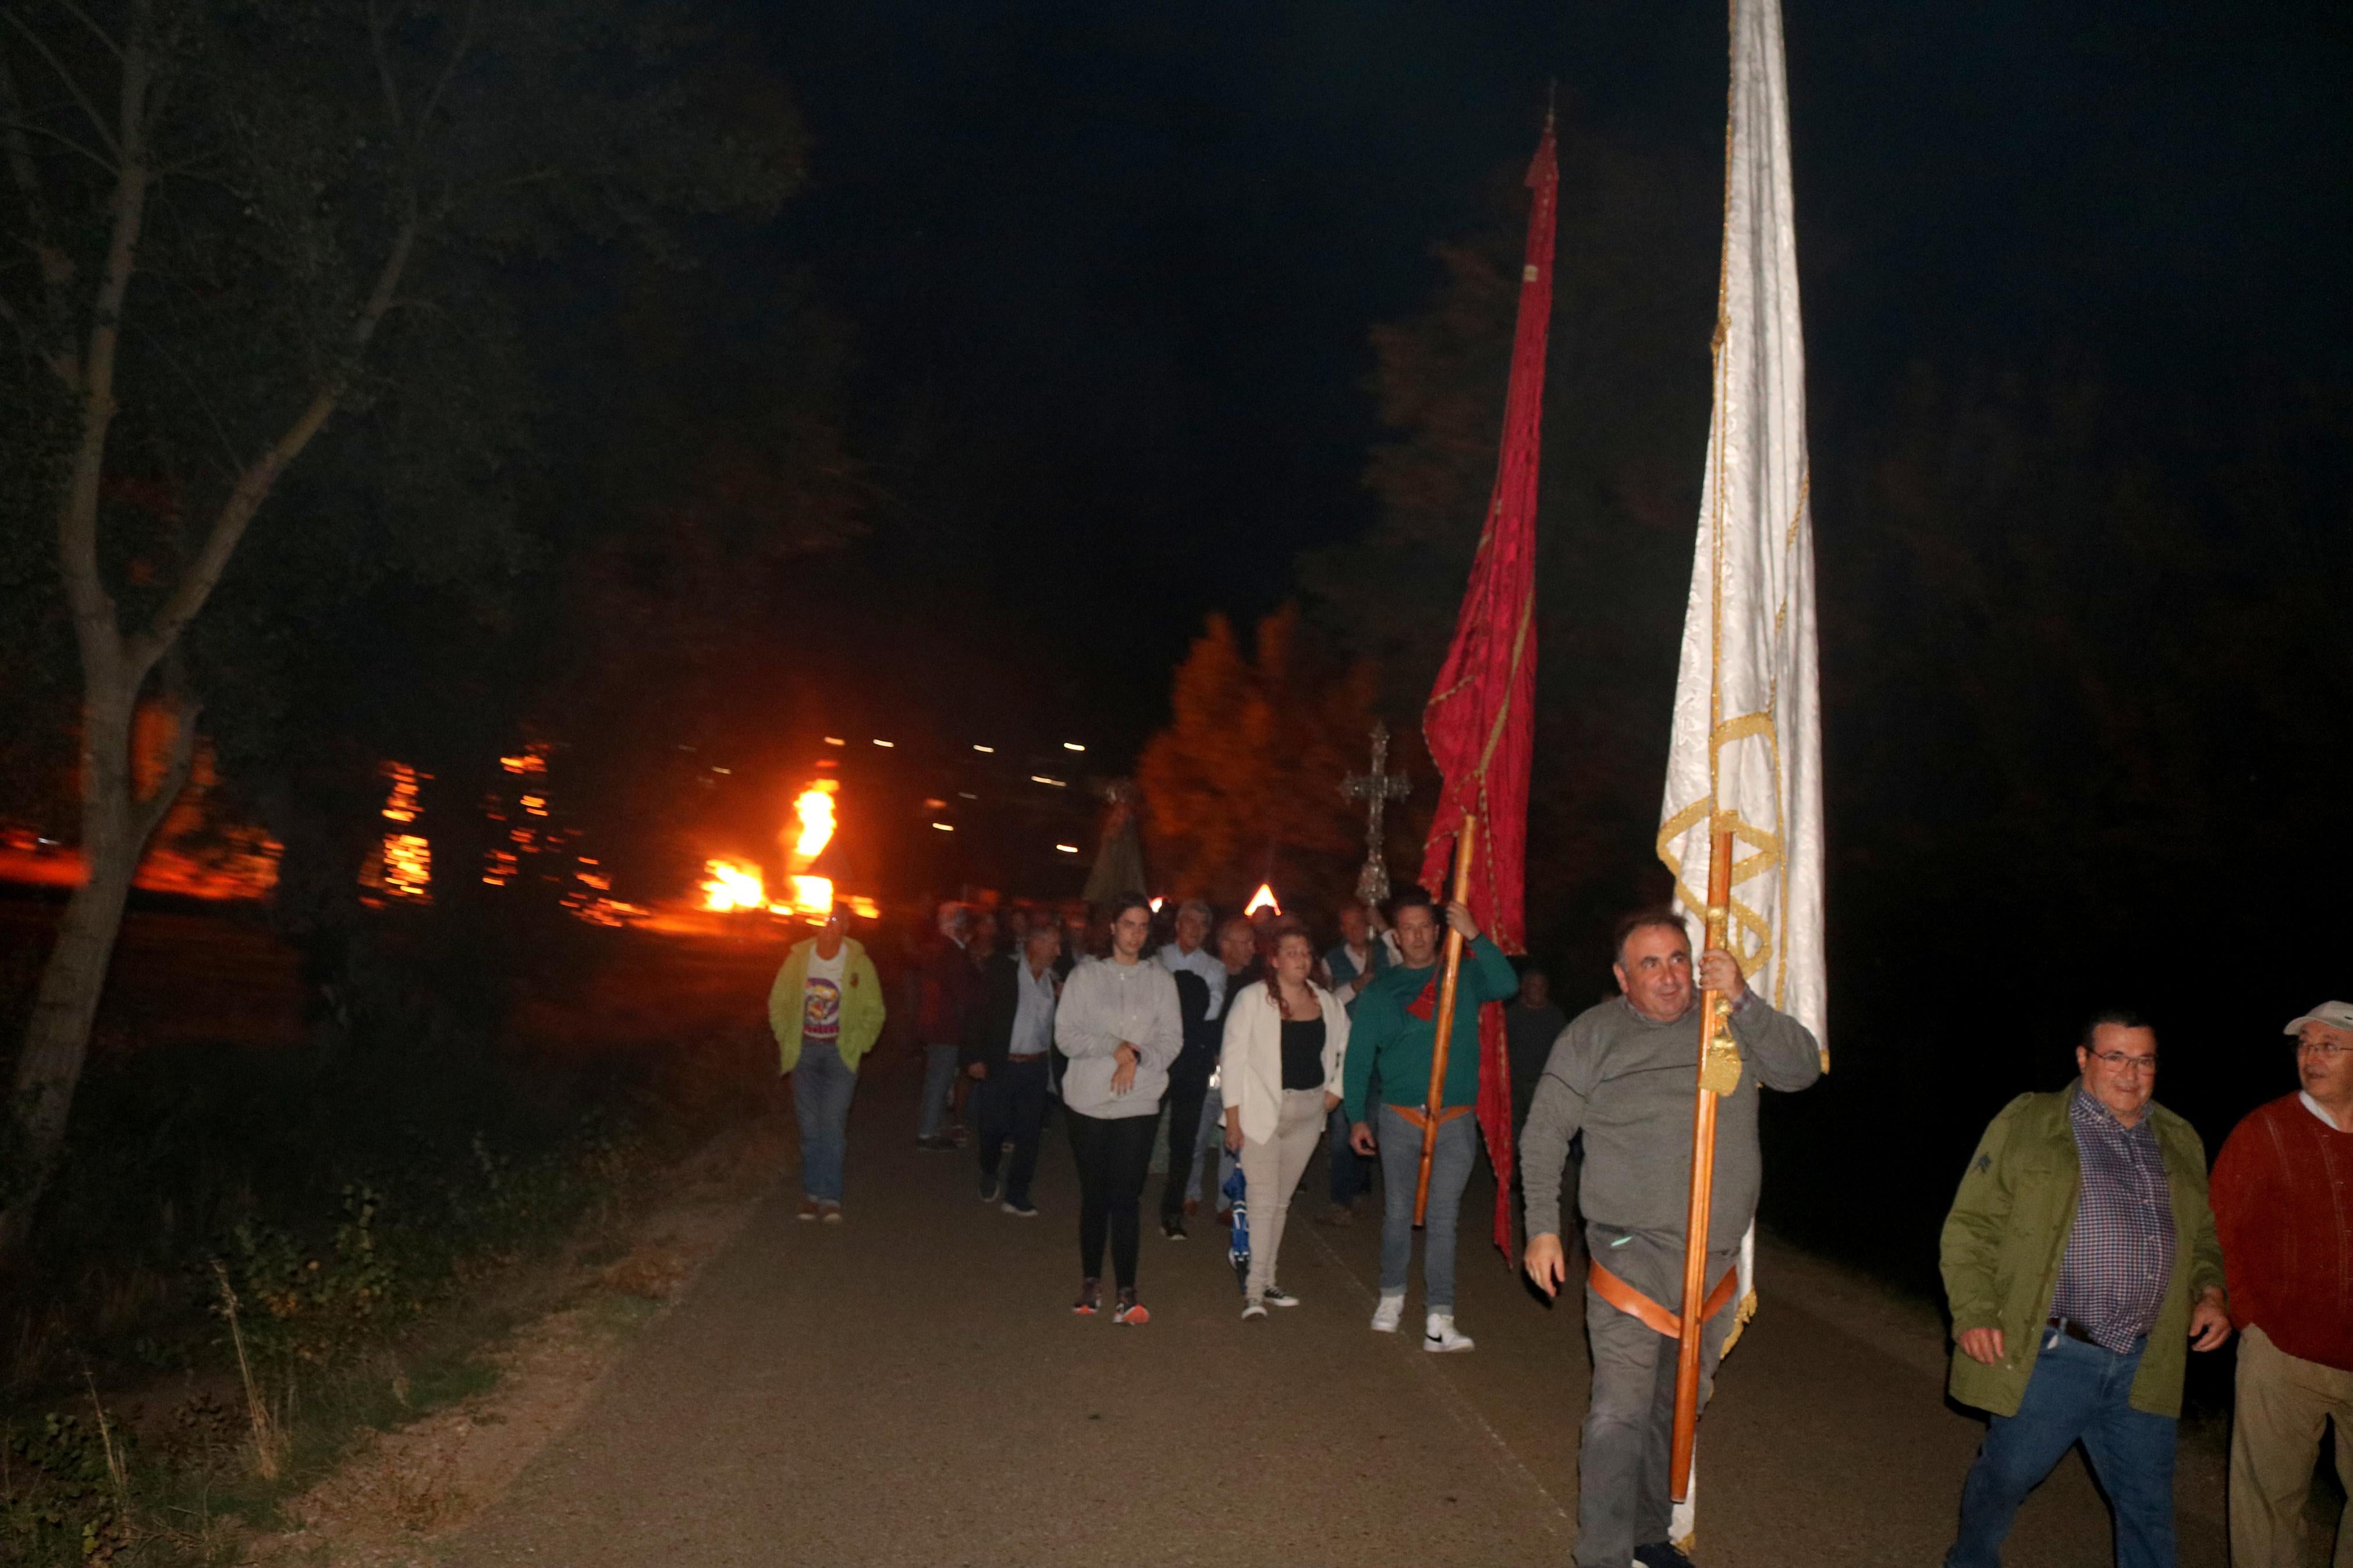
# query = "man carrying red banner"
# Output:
<box><xmin>1341</xmin><ymin>884</ymin><xmax>1519</xmax><ymax>1349</ymax></box>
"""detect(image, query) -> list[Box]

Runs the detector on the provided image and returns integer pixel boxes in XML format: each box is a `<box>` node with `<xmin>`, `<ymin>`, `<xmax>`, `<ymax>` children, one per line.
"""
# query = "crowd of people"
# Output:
<box><xmin>765</xmin><ymin>890</ymin><xmax>2352</xmax><ymax>1568</ymax></box>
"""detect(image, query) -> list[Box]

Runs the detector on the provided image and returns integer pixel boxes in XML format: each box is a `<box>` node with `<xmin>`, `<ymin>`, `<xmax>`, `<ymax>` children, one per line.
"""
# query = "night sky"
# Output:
<box><xmin>755</xmin><ymin>0</ymin><xmax>2348</xmax><ymax>756</ymax></box>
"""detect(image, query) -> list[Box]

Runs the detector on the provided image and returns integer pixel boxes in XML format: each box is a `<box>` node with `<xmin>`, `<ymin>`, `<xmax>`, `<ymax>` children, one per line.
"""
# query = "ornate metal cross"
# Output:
<box><xmin>1339</xmin><ymin>720</ymin><xmax>1411</xmax><ymax>905</ymax></box>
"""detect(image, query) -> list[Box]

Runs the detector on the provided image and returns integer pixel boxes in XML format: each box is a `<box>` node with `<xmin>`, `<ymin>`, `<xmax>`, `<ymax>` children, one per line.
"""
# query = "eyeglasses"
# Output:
<box><xmin>2087</xmin><ymin>1050</ymin><xmax>2159</xmax><ymax>1073</ymax></box>
<box><xmin>2297</xmin><ymin>1039</ymin><xmax>2353</xmax><ymax>1060</ymax></box>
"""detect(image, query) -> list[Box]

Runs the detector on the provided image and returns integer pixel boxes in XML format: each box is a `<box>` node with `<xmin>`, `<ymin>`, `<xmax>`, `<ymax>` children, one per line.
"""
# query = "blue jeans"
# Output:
<box><xmin>792</xmin><ymin>1041</ymin><xmax>857</xmax><ymax>1203</ymax></box>
<box><xmin>916</xmin><ymin>1043</ymin><xmax>960</xmax><ymax>1139</ymax></box>
<box><xmin>1946</xmin><ymin>1331</ymin><xmax>2178</xmax><ymax>1568</ymax></box>
<box><xmin>1375</xmin><ymin>1103</ymin><xmax>1477</xmax><ymax>1311</ymax></box>
<box><xmin>1328</xmin><ymin>1104</ymin><xmax>1371</xmax><ymax>1206</ymax></box>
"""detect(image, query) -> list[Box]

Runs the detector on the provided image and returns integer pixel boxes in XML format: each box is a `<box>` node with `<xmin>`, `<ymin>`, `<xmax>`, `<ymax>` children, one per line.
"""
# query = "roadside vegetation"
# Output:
<box><xmin>0</xmin><ymin>898</ymin><xmax>790</xmax><ymax>1566</ymax></box>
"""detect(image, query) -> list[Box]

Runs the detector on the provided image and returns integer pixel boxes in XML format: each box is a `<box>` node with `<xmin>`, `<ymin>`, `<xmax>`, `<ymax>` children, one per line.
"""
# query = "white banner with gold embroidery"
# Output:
<box><xmin>1664</xmin><ymin>4</ymin><xmax>1819</xmax><ymax>1537</ymax></box>
<box><xmin>1658</xmin><ymin>0</ymin><xmax>1825</xmax><ymax>1064</ymax></box>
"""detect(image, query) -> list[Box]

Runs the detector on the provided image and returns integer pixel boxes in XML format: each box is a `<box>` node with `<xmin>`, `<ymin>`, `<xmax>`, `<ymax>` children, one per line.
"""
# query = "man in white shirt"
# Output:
<box><xmin>964</xmin><ymin>923</ymin><xmax>1064</xmax><ymax>1216</ymax></box>
<box><xmin>1158</xmin><ymin>899</ymin><xmax>1226</xmax><ymax>1019</ymax></box>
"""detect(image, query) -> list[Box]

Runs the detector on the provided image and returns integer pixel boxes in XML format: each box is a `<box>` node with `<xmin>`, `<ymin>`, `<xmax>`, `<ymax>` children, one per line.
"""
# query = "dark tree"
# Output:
<box><xmin>0</xmin><ymin>0</ymin><xmax>801</xmax><ymax>1261</ymax></box>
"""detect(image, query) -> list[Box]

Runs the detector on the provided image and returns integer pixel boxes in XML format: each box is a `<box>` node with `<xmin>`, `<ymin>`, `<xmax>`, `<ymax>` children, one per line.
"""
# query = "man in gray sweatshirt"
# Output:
<box><xmin>1520</xmin><ymin>907</ymin><xmax>1821</xmax><ymax>1568</ymax></box>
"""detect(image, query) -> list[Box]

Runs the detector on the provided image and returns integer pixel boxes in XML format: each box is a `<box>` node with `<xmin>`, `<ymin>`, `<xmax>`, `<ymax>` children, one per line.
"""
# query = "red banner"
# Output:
<box><xmin>1416</xmin><ymin>115</ymin><xmax>1556</xmax><ymax>1257</ymax></box>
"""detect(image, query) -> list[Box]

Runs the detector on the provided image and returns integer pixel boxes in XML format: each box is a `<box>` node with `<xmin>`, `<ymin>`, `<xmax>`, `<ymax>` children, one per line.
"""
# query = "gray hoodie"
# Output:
<box><xmin>1053</xmin><ymin>956</ymin><xmax>1182</xmax><ymax>1119</ymax></box>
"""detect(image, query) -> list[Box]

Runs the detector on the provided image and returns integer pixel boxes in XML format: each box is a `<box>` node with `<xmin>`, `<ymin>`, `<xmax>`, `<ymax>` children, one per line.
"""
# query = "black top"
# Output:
<box><xmin>1171</xmin><ymin>969</ymin><xmax>1217</xmax><ymax>1074</ymax></box>
<box><xmin>1279</xmin><ymin>1014</ymin><xmax>1327</xmax><ymax>1091</ymax></box>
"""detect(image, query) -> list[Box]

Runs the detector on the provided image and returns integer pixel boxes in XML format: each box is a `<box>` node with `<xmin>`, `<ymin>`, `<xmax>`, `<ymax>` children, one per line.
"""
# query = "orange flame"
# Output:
<box><xmin>701</xmin><ymin>856</ymin><xmax>767</xmax><ymax>912</ymax></box>
<box><xmin>1244</xmin><ymin>883</ymin><xmax>1280</xmax><ymax>916</ymax></box>
<box><xmin>791</xmin><ymin>783</ymin><xmax>836</xmax><ymax>863</ymax></box>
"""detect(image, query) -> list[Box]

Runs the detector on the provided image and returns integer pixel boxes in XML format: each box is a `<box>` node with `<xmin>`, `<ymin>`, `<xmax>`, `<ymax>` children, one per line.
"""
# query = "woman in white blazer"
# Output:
<box><xmin>1220</xmin><ymin>919</ymin><xmax>1348</xmax><ymax>1318</ymax></box>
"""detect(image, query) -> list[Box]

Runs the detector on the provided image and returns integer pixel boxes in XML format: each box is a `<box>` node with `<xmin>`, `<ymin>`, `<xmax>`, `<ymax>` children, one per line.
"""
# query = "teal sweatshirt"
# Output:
<box><xmin>1341</xmin><ymin>934</ymin><xmax>1519</xmax><ymax>1123</ymax></box>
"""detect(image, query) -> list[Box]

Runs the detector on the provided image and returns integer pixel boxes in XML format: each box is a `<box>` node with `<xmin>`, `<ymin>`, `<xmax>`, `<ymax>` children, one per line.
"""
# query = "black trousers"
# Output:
<box><xmin>1065</xmin><ymin>1107</ymin><xmax>1156</xmax><ymax>1290</ymax></box>
<box><xmin>1159</xmin><ymin>1057</ymin><xmax>1213</xmax><ymax>1221</ymax></box>
<box><xmin>975</xmin><ymin>1055</ymin><xmax>1050</xmax><ymax>1206</ymax></box>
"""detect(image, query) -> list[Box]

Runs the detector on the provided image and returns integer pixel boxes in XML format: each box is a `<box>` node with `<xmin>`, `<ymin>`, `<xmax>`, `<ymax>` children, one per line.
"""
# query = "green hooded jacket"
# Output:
<box><xmin>1939</xmin><ymin>1083</ymin><xmax>2225</xmax><ymax>1419</ymax></box>
<box><xmin>768</xmin><ymin>937</ymin><xmax>885</xmax><ymax>1075</ymax></box>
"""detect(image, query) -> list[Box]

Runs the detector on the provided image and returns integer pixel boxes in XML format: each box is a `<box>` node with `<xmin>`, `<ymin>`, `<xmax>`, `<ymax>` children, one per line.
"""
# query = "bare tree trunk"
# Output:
<box><xmin>0</xmin><ymin>0</ymin><xmax>419</xmax><ymax>1269</ymax></box>
<box><xmin>0</xmin><ymin>678</ymin><xmax>192</xmax><ymax>1261</ymax></box>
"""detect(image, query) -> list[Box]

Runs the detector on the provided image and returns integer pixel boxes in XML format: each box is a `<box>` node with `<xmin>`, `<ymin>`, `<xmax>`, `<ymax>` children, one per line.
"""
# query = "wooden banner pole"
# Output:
<box><xmin>1669</xmin><ymin>824</ymin><xmax>1736</xmax><ymax>1503</ymax></box>
<box><xmin>1413</xmin><ymin>815</ymin><xmax>1477</xmax><ymax>1227</ymax></box>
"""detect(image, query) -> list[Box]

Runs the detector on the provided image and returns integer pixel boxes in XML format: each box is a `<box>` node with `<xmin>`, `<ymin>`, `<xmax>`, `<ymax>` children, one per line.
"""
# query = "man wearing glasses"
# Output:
<box><xmin>2210</xmin><ymin>1001</ymin><xmax>2353</xmax><ymax>1568</ymax></box>
<box><xmin>1939</xmin><ymin>1011</ymin><xmax>2230</xmax><ymax>1568</ymax></box>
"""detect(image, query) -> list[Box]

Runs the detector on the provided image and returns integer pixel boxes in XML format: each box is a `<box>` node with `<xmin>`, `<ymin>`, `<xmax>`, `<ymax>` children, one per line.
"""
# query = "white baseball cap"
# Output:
<box><xmin>2283</xmin><ymin>1000</ymin><xmax>2353</xmax><ymax>1034</ymax></box>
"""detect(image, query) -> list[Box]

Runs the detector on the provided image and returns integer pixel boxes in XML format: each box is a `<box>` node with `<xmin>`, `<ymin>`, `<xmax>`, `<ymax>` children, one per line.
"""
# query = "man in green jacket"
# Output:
<box><xmin>1344</xmin><ymin>884</ymin><xmax>1520</xmax><ymax>1353</ymax></box>
<box><xmin>768</xmin><ymin>908</ymin><xmax>886</xmax><ymax>1223</ymax></box>
<box><xmin>1939</xmin><ymin>1011</ymin><xmax>2230</xmax><ymax>1568</ymax></box>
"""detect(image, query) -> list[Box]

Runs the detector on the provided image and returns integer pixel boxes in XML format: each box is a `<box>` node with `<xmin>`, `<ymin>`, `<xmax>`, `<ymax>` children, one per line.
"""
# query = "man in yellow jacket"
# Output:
<box><xmin>769</xmin><ymin>907</ymin><xmax>886</xmax><ymax>1222</ymax></box>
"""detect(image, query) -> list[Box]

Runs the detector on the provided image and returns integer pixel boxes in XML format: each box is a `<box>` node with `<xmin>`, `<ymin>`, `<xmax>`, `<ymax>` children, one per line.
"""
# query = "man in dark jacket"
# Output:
<box><xmin>960</xmin><ymin>923</ymin><xmax>1063</xmax><ymax>1215</ymax></box>
<box><xmin>1157</xmin><ymin>968</ymin><xmax>1218</xmax><ymax>1240</ymax></box>
<box><xmin>913</xmin><ymin>901</ymin><xmax>979</xmax><ymax>1150</ymax></box>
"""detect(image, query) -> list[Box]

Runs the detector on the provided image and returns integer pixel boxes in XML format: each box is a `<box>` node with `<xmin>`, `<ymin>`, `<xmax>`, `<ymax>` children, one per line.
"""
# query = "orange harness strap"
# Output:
<box><xmin>1588</xmin><ymin>1257</ymin><xmax>1740</xmax><ymax>1340</ymax></box>
<box><xmin>1389</xmin><ymin>1103</ymin><xmax>1474</xmax><ymax>1133</ymax></box>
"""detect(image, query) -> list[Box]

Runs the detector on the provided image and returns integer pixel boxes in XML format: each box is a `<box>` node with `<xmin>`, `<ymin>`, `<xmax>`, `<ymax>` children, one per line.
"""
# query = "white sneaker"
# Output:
<box><xmin>1240</xmin><ymin>1299</ymin><xmax>1268</xmax><ymax>1321</ymax></box>
<box><xmin>1371</xmin><ymin>1292</ymin><xmax>1406</xmax><ymax>1333</ymax></box>
<box><xmin>1424</xmin><ymin>1312</ymin><xmax>1474</xmax><ymax>1353</ymax></box>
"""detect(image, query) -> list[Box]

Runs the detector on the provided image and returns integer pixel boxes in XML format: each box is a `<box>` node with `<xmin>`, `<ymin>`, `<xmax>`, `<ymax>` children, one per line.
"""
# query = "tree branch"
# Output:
<box><xmin>0</xmin><ymin>7</ymin><xmax>123</xmax><ymax>161</ymax></box>
<box><xmin>0</xmin><ymin>286</ymin><xmax>69</xmax><ymax>379</ymax></box>
<box><xmin>130</xmin><ymin>688</ymin><xmax>200</xmax><ymax>850</ymax></box>
<box><xmin>409</xmin><ymin>0</ymin><xmax>479</xmax><ymax>150</ymax></box>
<box><xmin>51</xmin><ymin>0</ymin><xmax>155</xmax><ymax>674</ymax></box>
<box><xmin>44</xmin><ymin>0</ymin><xmax>123</xmax><ymax>65</ymax></box>
<box><xmin>128</xmin><ymin>210</ymin><xmax>420</xmax><ymax>681</ymax></box>
<box><xmin>364</xmin><ymin>0</ymin><xmax>403</xmax><ymax>134</ymax></box>
<box><xmin>0</xmin><ymin>112</ymin><xmax>115</xmax><ymax>173</ymax></box>
<box><xmin>126</xmin><ymin>312</ymin><xmax>241</xmax><ymax>472</ymax></box>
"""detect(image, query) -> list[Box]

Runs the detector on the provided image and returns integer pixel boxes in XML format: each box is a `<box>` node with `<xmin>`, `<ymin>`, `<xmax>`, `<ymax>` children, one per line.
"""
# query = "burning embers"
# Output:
<box><xmin>377</xmin><ymin>762</ymin><xmax>431</xmax><ymax>901</ymax></box>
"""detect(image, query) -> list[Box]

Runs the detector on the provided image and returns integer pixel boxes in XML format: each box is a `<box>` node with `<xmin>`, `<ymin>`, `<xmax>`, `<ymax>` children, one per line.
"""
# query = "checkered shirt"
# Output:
<box><xmin>2049</xmin><ymin>1089</ymin><xmax>2177</xmax><ymax>1352</ymax></box>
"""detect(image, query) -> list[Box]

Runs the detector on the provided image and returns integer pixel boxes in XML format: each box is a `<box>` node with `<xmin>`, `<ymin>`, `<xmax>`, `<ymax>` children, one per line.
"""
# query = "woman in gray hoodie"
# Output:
<box><xmin>1053</xmin><ymin>893</ymin><xmax>1181</xmax><ymax>1324</ymax></box>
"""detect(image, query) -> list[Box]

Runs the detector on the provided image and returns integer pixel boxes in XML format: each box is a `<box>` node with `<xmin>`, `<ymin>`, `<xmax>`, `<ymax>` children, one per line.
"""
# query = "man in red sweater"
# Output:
<box><xmin>2210</xmin><ymin>999</ymin><xmax>2353</xmax><ymax>1568</ymax></box>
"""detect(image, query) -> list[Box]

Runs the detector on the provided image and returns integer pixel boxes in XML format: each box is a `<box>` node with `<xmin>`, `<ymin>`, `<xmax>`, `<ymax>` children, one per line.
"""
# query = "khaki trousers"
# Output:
<box><xmin>2232</xmin><ymin>1323</ymin><xmax>2353</xmax><ymax>1568</ymax></box>
<box><xmin>1238</xmin><ymin>1087</ymin><xmax>1326</xmax><ymax>1300</ymax></box>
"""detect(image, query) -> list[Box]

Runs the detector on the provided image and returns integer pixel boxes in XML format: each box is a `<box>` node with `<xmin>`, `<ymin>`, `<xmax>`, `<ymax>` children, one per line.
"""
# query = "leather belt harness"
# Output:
<box><xmin>1387</xmin><ymin>1103</ymin><xmax>1474</xmax><ymax>1132</ymax></box>
<box><xmin>1588</xmin><ymin>1257</ymin><xmax>1740</xmax><ymax>1340</ymax></box>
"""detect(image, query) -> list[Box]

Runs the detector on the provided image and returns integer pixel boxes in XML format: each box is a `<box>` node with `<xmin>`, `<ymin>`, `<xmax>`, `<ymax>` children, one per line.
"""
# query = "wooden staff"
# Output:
<box><xmin>1669</xmin><ymin>824</ymin><xmax>1736</xmax><ymax>1503</ymax></box>
<box><xmin>1414</xmin><ymin>815</ymin><xmax>1477</xmax><ymax>1226</ymax></box>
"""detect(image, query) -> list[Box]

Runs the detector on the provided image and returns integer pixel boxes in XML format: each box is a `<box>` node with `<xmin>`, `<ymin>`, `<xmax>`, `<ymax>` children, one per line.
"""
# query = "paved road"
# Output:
<box><xmin>442</xmin><ymin>1051</ymin><xmax>2230</xmax><ymax>1567</ymax></box>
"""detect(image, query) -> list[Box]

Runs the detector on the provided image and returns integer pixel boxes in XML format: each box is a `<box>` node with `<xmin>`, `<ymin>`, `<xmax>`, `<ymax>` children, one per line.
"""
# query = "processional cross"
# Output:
<box><xmin>1339</xmin><ymin>721</ymin><xmax>1412</xmax><ymax>906</ymax></box>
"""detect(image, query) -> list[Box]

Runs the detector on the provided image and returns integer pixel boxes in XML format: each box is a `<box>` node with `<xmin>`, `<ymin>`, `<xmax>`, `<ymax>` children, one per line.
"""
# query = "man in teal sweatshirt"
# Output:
<box><xmin>1344</xmin><ymin>884</ymin><xmax>1520</xmax><ymax>1351</ymax></box>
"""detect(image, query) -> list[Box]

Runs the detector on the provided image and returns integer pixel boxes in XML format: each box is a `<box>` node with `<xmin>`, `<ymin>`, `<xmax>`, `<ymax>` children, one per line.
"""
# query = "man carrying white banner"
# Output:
<box><xmin>1655</xmin><ymin>0</ymin><xmax>1832</xmax><ymax>1550</ymax></box>
<box><xmin>1520</xmin><ymin>905</ymin><xmax>1820</xmax><ymax>1568</ymax></box>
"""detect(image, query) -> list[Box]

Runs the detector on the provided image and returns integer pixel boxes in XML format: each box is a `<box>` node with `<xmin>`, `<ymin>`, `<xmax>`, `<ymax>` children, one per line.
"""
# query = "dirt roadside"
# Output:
<box><xmin>243</xmin><ymin>1115</ymin><xmax>788</xmax><ymax>1568</ymax></box>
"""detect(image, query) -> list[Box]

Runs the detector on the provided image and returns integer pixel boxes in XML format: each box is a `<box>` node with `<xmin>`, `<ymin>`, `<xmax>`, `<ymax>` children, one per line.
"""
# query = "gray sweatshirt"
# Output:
<box><xmin>1520</xmin><ymin>992</ymin><xmax>1820</xmax><ymax>1299</ymax></box>
<box><xmin>1053</xmin><ymin>956</ymin><xmax>1182</xmax><ymax>1119</ymax></box>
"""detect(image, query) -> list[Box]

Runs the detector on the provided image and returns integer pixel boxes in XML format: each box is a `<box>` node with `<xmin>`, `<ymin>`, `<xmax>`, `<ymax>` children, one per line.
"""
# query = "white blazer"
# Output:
<box><xmin>1218</xmin><ymin>978</ymin><xmax>1349</xmax><ymax>1146</ymax></box>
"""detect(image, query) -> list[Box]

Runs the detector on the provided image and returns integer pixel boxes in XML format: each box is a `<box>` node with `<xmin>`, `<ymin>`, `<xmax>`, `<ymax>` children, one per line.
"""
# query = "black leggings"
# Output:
<box><xmin>1065</xmin><ymin>1107</ymin><xmax>1156</xmax><ymax>1290</ymax></box>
